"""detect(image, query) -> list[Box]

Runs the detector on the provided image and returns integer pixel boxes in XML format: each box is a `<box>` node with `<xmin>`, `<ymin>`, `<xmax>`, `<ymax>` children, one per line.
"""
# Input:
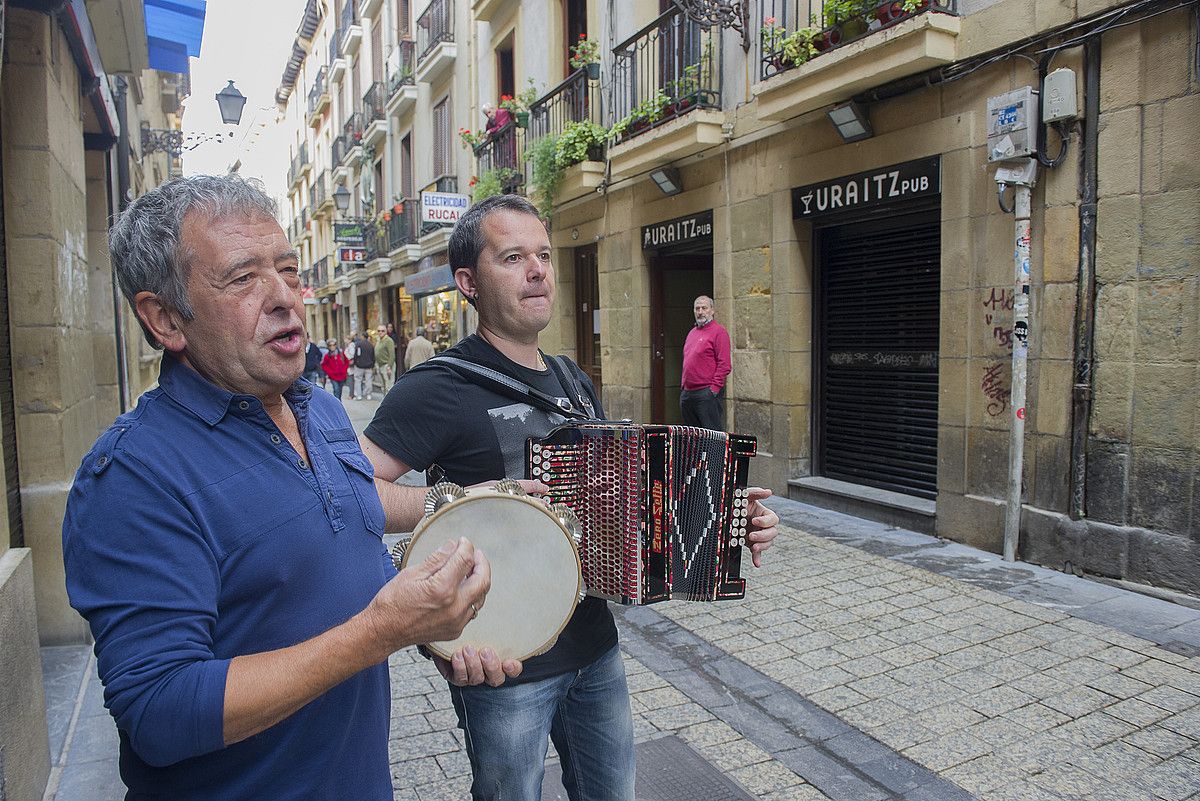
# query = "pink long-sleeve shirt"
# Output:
<box><xmin>681</xmin><ymin>320</ymin><xmax>731</xmax><ymax>393</ymax></box>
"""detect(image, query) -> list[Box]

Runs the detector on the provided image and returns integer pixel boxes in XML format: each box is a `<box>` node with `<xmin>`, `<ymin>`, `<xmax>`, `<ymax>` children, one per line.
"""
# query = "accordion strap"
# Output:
<box><xmin>426</xmin><ymin>355</ymin><xmax>592</xmax><ymax>420</ymax></box>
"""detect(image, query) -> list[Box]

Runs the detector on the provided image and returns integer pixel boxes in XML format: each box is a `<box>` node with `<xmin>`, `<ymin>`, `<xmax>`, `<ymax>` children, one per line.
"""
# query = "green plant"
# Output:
<box><xmin>608</xmin><ymin>90</ymin><xmax>671</xmax><ymax>140</ymax></box>
<box><xmin>822</xmin><ymin>0</ymin><xmax>870</xmax><ymax>27</ymax></box>
<box><xmin>555</xmin><ymin>121</ymin><xmax>607</xmax><ymax>167</ymax></box>
<box><xmin>527</xmin><ymin>134</ymin><xmax>563</xmax><ymax>219</ymax></box>
<box><xmin>469</xmin><ymin>168</ymin><xmax>518</xmax><ymax>202</ymax></box>
<box><xmin>459</xmin><ymin>127</ymin><xmax>486</xmax><ymax>149</ymax></box>
<box><xmin>781</xmin><ymin>26</ymin><xmax>820</xmax><ymax>66</ymax></box>
<box><xmin>499</xmin><ymin>78</ymin><xmax>541</xmax><ymax>113</ymax></box>
<box><xmin>568</xmin><ymin>34</ymin><xmax>600</xmax><ymax>69</ymax></box>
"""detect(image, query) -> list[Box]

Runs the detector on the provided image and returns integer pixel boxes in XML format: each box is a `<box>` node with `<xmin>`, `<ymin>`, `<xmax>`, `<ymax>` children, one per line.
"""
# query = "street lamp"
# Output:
<box><xmin>333</xmin><ymin>183</ymin><xmax>351</xmax><ymax>214</ymax></box>
<box><xmin>142</xmin><ymin>80</ymin><xmax>247</xmax><ymax>157</ymax></box>
<box><xmin>215</xmin><ymin>81</ymin><xmax>247</xmax><ymax>125</ymax></box>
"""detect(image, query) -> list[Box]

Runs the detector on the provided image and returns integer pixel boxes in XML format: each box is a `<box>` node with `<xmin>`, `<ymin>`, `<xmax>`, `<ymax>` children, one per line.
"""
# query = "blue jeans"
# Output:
<box><xmin>450</xmin><ymin>645</ymin><xmax>636</xmax><ymax>801</ymax></box>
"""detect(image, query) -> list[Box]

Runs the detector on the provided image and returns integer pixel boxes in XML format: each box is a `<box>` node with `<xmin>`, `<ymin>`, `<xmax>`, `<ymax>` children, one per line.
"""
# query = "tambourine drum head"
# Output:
<box><xmin>401</xmin><ymin>494</ymin><xmax>582</xmax><ymax>662</ymax></box>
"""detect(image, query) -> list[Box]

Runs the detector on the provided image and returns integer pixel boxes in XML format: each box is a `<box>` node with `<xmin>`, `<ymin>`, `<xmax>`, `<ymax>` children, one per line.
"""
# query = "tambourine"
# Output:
<box><xmin>392</xmin><ymin>479</ymin><xmax>585</xmax><ymax>662</ymax></box>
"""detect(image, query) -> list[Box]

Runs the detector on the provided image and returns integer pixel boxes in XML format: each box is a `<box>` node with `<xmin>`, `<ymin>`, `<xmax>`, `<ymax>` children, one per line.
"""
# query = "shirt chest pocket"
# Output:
<box><xmin>322</xmin><ymin>428</ymin><xmax>386</xmax><ymax>537</ymax></box>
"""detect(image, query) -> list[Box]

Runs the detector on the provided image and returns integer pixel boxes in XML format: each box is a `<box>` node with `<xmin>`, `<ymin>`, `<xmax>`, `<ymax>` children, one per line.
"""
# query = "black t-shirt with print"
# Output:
<box><xmin>364</xmin><ymin>334</ymin><xmax>616</xmax><ymax>683</ymax></box>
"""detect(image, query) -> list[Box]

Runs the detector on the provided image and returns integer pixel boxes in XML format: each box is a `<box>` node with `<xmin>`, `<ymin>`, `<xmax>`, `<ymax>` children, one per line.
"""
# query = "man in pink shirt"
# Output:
<box><xmin>680</xmin><ymin>295</ymin><xmax>731</xmax><ymax>430</ymax></box>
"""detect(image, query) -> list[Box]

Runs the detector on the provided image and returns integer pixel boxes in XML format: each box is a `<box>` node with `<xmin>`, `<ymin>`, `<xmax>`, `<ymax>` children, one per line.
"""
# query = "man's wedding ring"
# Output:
<box><xmin>470</xmin><ymin>602</ymin><xmax>479</xmax><ymax>620</ymax></box>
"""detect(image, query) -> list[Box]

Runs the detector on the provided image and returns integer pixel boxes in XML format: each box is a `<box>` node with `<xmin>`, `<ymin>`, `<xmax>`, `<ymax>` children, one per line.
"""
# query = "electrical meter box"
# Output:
<box><xmin>987</xmin><ymin>87</ymin><xmax>1038</xmax><ymax>162</ymax></box>
<box><xmin>1043</xmin><ymin>68</ymin><xmax>1078</xmax><ymax>123</ymax></box>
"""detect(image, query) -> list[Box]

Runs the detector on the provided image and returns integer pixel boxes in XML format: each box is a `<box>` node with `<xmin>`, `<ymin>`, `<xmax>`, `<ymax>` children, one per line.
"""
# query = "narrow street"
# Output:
<box><xmin>41</xmin><ymin>396</ymin><xmax>1200</xmax><ymax>801</ymax></box>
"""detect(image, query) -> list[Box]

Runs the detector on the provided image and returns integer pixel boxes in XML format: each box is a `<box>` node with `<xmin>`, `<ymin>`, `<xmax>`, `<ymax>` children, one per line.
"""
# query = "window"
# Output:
<box><xmin>371</xmin><ymin>19</ymin><xmax>383</xmax><ymax>83</ymax></box>
<box><xmin>401</xmin><ymin>133</ymin><xmax>414</xmax><ymax>198</ymax></box>
<box><xmin>433</xmin><ymin>97</ymin><xmax>451</xmax><ymax>178</ymax></box>
<box><xmin>396</xmin><ymin>0</ymin><xmax>410</xmax><ymax>38</ymax></box>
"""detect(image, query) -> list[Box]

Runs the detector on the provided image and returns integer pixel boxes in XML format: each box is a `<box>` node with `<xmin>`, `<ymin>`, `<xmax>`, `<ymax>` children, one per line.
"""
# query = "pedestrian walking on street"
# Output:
<box><xmin>352</xmin><ymin>332</ymin><xmax>376</xmax><ymax>400</ymax></box>
<box><xmin>679</xmin><ymin>295</ymin><xmax>731</xmax><ymax>431</ymax></box>
<box><xmin>360</xmin><ymin>195</ymin><xmax>780</xmax><ymax>801</ymax></box>
<box><xmin>61</xmin><ymin>174</ymin><xmax>494</xmax><ymax>801</ymax></box>
<box><xmin>322</xmin><ymin>338</ymin><xmax>350</xmax><ymax>399</ymax></box>
<box><xmin>375</xmin><ymin>324</ymin><xmax>396</xmax><ymax>393</ymax></box>
<box><xmin>303</xmin><ymin>335</ymin><xmax>323</xmax><ymax>387</ymax></box>
<box><xmin>404</xmin><ymin>325</ymin><xmax>435</xmax><ymax>370</ymax></box>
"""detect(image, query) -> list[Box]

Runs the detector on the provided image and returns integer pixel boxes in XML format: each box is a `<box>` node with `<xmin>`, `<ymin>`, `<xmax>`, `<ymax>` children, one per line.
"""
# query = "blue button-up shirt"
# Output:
<box><xmin>63</xmin><ymin>356</ymin><xmax>393</xmax><ymax>800</ymax></box>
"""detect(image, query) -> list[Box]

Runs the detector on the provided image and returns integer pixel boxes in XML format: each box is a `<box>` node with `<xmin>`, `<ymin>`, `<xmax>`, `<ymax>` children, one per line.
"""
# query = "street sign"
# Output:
<box><xmin>421</xmin><ymin>191</ymin><xmax>470</xmax><ymax>224</ymax></box>
<box><xmin>337</xmin><ymin>245</ymin><xmax>368</xmax><ymax>264</ymax></box>
<box><xmin>333</xmin><ymin>221</ymin><xmax>366</xmax><ymax>245</ymax></box>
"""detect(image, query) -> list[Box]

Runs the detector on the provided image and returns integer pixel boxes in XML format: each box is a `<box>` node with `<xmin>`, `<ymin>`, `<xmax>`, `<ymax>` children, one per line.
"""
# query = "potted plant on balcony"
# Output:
<box><xmin>569</xmin><ymin>34</ymin><xmax>601</xmax><ymax>80</ymax></box>
<box><xmin>500</xmin><ymin>79</ymin><xmax>541</xmax><ymax>128</ymax></box>
<box><xmin>781</xmin><ymin>24</ymin><xmax>821</xmax><ymax>67</ymax></box>
<box><xmin>527</xmin><ymin>134</ymin><xmax>563</xmax><ymax>219</ymax></box>
<box><xmin>459</xmin><ymin>127</ymin><xmax>486</xmax><ymax>150</ymax></box>
<box><xmin>609</xmin><ymin>90</ymin><xmax>671</xmax><ymax>141</ymax></box>
<box><xmin>555</xmin><ymin>121</ymin><xmax>607</xmax><ymax>167</ymax></box>
<box><xmin>469</xmin><ymin>167</ymin><xmax>519</xmax><ymax>202</ymax></box>
<box><xmin>823</xmin><ymin>0</ymin><xmax>872</xmax><ymax>42</ymax></box>
<box><xmin>761</xmin><ymin>16</ymin><xmax>789</xmax><ymax>70</ymax></box>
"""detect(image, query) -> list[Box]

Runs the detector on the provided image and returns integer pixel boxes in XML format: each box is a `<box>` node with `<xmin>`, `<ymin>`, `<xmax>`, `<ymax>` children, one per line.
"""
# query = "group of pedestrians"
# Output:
<box><xmin>303</xmin><ymin>323</ymin><xmax>438</xmax><ymax>402</ymax></box>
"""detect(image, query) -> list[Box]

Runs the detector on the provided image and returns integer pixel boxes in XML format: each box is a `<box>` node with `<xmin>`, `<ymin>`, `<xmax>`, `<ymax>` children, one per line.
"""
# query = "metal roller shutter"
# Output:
<box><xmin>816</xmin><ymin>209</ymin><xmax>940</xmax><ymax>500</ymax></box>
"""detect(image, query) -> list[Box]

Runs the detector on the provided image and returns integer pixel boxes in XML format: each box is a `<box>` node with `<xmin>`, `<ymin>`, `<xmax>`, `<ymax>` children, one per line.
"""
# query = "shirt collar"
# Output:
<box><xmin>158</xmin><ymin>354</ymin><xmax>312</xmax><ymax>426</ymax></box>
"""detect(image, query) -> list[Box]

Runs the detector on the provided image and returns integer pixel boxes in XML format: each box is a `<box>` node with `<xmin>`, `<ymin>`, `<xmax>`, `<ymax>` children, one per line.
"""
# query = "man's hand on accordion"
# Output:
<box><xmin>745</xmin><ymin>487</ymin><xmax>780</xmax><ymax>568</ymax></box>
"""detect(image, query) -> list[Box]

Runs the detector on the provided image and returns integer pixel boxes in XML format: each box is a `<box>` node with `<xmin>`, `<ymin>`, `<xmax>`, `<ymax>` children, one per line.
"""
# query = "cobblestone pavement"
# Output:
<box><xmin>42</xmin><ymin>396</ymin><xmax>1200</xmax><ymax>800</ymax></box>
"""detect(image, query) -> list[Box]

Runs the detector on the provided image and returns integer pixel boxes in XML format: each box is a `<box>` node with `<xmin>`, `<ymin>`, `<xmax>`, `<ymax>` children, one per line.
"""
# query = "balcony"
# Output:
<box><xmin>298</xmin><ymin>206</ymin><xmax>312</xmax><ymax>241</ymax></box>
<box><xmin>358</xmin><ymin>0</ymin><xmax>382</xmax><ymax>20</ymax></box>
<box><xmin>343</xmin><ymin>112</ymin><xmax>365</xmax><ymax>166</ymax></box>
<box><xmin>306</xmin><ymin>67</ymin><xmax>329</xmax><ymax>127</ymax></box>
<box><xmin>316</xmin><ymin>170</ymin><xmax>334</xmax><ymax>214</ymax></box>
<box><xmin>332</xmin><ymin>135</ymin><xmax>351</xmax><ymax>185</ymax></box>
<box><xmin>528</xmin><ymin>68</ymin><xmax>604</xmax><ymax>204</ymax></box>
<box><xmin>415</xmin><ymin>0</ymin><xmax>455</xmax><ymax>85</ymax></box>
<box><xmin>754</xmin><ymin>0</ymin><xmax>959</xmax><ymax>121</ymax></box>
<box><xmin>365</xmin><ymin>200</ymin><xmax>419</xmax><ymax>263</ymax></box>
<box><xmin>289</xmin><ymin>143</ymin><xmax>310</xmax><ymax>187</ymax></box>
<box><xmin>328</xmin><ymin>31</ymin><xmax>346</xmax><ymax>82</ymax></box>
<box><xmin>386</xmin><ymin>39</ymin><xmax>418</xmax><ymax>116</ymax></box>
<box><xmin>340</xmin><ymin>2</ymin><xmax>363</xmax><ymax>56</ymax></box>
<box><xmin>607</xmin><ymin>7</ymin><xmax>725</xmax><ymax>181</ymax></box>
<box><xmin>313</xmin><ymin>255</ymin><xmax>331</xmax><ymax>289</ymax></box>
<box><xmin>363</xmin><ymin>82</ymin><xmax>388</xmax><ymax>149</ymax></box>
<box><xmin>473</xmin><ymin>121</ymin><xmax>525</xmax><ymax>195</ymax></box>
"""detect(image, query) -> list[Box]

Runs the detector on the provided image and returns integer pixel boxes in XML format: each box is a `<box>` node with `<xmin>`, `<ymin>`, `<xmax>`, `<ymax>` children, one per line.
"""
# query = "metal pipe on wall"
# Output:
<box><xmin>1069</xmin><ymin>37</ymin><xmax>1101</xmax><ymax>520</ymax></box>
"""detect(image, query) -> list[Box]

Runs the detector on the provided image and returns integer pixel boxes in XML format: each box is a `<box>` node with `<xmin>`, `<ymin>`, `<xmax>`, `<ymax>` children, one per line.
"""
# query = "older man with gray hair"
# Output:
<box><xmin>61</xmin><ymin>174</ymin><xmax>499</xmax><ymax>801</ymax></box>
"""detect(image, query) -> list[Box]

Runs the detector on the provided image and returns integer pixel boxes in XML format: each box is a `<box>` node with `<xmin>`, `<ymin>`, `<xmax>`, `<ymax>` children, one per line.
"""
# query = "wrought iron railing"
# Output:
<box><xmin>314</xmin><ymin>255</ymin><xmax>330</xmax><ymax>287</ymax></box>
<box><xmin>333</xmin><ymin>134</ymin><xmax>350</xmax><ymax>167</ymax></box>
<box><xmin>329</xmin><ymin>30</ymin><xmax>343</xmax><ymax>67</ymax></box>
<box><xmin>528</xmin><ymin>68</ymin><xmax>601</xmax><ymax>145</ymax></box>
<box><xmin>473</xmin><ymin>121</ymin><xmax>524</xmax><ymax>193</ymax></box>
<box><xmin>365</xmin><ymin>200</ymin><xmax>418</xmax><ymax>259</ymax></box>
<box><xmin>307</xmin><ymin>67</ymin><xmax>327</xmax><ymax>116</ymax></box>
<box><xmin>364</xmin><ymin>82</ymin><xmax>386</xmax><ymax>125</ymax></box>
<box><xmin>758</xmin><ymin>0</ymin><xmax>956</xmax><ymax>80</ymax></box>
<box><xmin>610</xmin><ymin>7</ymin><xmax>721</xmax><ymax>143</ymax></box>
<box><xmin>339</xmin><ymin>1</ymin><xmax>359</xmax><ymax>53</ymax></box>
<box><xmin>344</xmin><ymin>112</ymin><xmax>365</xmax><ymax>146</ymax></box>
<box><xmin>416</xmin><ymin>0</ymin><xmax>453</xmax><ymax>63</ymax></box>
<box><xmin>312</xmin><ymin>170</ymin><xmax>328</xmax><ymax>208</ymax></box>
<box><xmin>387</xmin><ymin>39</ymin><xmax>417</xmax><ymax>97</ymax></box>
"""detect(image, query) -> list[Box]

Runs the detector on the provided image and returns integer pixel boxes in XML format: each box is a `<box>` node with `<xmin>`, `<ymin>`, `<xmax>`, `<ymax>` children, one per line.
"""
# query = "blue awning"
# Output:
<box><xmin>144</xmin><ymin>0</ymin><xmax>206</xmax><ymax>74</ymax></box>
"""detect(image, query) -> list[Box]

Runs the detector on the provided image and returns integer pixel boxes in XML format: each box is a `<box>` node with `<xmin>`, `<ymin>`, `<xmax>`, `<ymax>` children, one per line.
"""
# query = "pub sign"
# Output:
<box><xmin>642</xmin><ymin>210</ymin><xmax>713</xmax><ymax>252</ymax></box>
<box><xmin>792</xmin><ymin>157</ymin><xmax>940</xmax><ymax>219</ymax></box>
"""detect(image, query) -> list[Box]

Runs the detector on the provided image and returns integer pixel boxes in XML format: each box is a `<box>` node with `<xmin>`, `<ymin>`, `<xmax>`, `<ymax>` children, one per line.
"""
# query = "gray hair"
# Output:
<box><xmin>415</xmin><ymin>326</ymin><xmax>426</xmax><ymax>337</ymax></box>
<box><xmin>448</xmin><ymin>195</ymin><xmax>542</xmax><ymax>308</ymax></box>
<box><xmin>109</xmin><ymin>174</ymin><xmax>278</xmax><ymax>348</ymax></box>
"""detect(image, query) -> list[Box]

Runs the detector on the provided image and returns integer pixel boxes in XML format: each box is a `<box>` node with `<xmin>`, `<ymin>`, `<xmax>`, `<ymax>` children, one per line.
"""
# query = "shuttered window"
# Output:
<box><xmin>816</xmin><ymin>208</ymin><xmax>940</xmax><ymax>499</ymax></box>
<box><xmin>433</xmin><ymin>96</ymin><xmax>450</xmax><ymax>178</ymax></box>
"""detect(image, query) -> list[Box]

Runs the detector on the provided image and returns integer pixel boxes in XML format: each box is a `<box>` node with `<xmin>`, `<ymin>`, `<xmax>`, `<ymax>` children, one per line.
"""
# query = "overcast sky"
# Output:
<box><xmin>182</xmin><ymin>0</ymin><xmax>300</xmax><ymax>204</ymax></box>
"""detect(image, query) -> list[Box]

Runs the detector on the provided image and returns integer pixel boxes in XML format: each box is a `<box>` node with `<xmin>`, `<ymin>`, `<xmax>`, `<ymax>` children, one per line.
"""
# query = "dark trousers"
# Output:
<box><xmin>680</xmin><ymin>386</ymin><xmax>726</xmax><ymax>431</ymax></box>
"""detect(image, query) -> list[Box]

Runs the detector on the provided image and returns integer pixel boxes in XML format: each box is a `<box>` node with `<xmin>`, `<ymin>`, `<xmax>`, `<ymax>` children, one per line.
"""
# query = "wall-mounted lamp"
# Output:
<box><xmin>827</xmin><ymin>100</ymin><xmax>873</xmax><ymax>143</ymax></box>
<box><xmin>650</xmin><ymin>167</ymin><xmax>683</xmax><ymax>196</ymax></box>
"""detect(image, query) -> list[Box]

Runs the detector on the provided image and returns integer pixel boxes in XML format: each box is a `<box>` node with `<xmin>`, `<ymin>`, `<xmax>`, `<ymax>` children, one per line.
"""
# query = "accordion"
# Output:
<box><xmin>526</xmin><ymin>423</ymin><xmax>757</xmax><ymax>605</ymax></box>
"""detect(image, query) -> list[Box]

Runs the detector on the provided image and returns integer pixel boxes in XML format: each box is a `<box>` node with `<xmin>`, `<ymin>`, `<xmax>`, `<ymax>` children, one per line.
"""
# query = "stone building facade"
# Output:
<box><xmin>292</xmin><ymin>0</ymin><xmax>1196</xmax><ymax>592</ymax></box>
<box><xmin>0</xmin><ymin>3</ymin><xmax>199</xmax><ymax>798</ymax></box>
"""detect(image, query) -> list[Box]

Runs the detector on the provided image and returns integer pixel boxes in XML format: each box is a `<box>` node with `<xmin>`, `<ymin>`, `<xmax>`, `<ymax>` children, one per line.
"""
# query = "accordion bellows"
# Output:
<box><xmin>526</xmin><ymin>423</ymin><xmax>757</xmax><ymax>605</ymax></box>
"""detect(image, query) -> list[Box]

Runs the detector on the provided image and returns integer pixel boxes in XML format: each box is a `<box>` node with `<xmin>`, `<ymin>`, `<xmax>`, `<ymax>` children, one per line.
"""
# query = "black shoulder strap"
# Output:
<box><xmin>545</xmin><ymin>355</ymin><xmax>596</xmax><ymax>419</ymax></box>
<box><xmin>426</xmin><ymin>355</ymin><xmax>592</xmax><ymax>420</ymax></box>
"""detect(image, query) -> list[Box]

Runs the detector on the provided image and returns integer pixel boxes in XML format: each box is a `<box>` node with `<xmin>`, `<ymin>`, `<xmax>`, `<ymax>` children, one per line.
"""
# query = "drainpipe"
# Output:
<box><xmin>112</xmin><ymin>76</ymin><xmax>132</xmax><ymax>412</ymax></box>
<box><xmin>1069</xmin><ymin>38</ymin><xmax>1100</xmax><ymax>520</ymax></box>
